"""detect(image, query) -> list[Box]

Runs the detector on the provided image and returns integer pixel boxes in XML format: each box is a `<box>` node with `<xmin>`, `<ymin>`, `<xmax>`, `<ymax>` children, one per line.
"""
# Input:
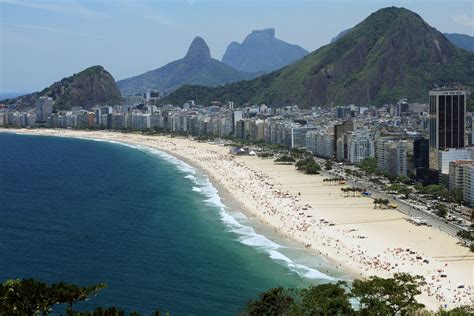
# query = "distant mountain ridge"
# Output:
<box><xmin>162</xmin><ymin>7</ymin><xmax>474</xmax><ymax>107</ymax></box>
<box><xmin>117</xmin><ymin>37</ymin><xmax>251</xmax><ymax>96</ymax></box>
<box><xmin>222</xmin><ymin>28</ymin><xmax>308</xmax><ymax>74</ymax></box>
<box><xmin>1</xmin><ymin>66</ymin><xmax>122</xmax><ymax>110</ymax></box>
<box><xmin>444</xmin><ymin>33</ymin><xmax>474</xmax><ymax>52</ymax></box>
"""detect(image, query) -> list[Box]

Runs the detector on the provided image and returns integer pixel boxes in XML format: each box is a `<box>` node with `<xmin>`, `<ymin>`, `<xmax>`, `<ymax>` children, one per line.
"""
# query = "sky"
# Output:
<box><xmin>1</xmin><ymin>0</ymin><xmax>473</xmax><ymax>93</ymax></box>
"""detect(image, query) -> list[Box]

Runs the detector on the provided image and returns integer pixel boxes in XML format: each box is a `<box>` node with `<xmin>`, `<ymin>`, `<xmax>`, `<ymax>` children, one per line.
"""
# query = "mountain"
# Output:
<box><xmin>222</xmin><ymin>28</ymin><xmax>308</xmax><ymax>74</ymax></box>
<box><xmin>117</xmin><ymin>37</ymin><xmax>251</xmax><ymax>96</ymax></box>
<box><xmin>444</xmin><ymin>33</ymin><xmax>474</xmax><ymax>52</ymax></box>
<box><xmin>1</xmin><ymin>66</ymin><xmax>122</xmax><ymax>111</ymax></box>
<box><xmin>162</xmin><ymin>7</ymin><xmax>474</xmax><ymax>107</ymax></box>
<box><xmin>332</xmin><ymin>28</ymin><xmax>474</xmax><ymax>53</ymax></box>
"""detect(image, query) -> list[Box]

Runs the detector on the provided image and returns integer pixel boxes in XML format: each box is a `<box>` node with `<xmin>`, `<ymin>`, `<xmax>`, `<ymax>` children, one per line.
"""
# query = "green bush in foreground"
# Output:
<box><xmin>2</xmin><ymin>275</ymin><xmax>471</xmax><ymax>315</ymax></box>
<box><xmin>244</xmin><ymin>273</ymin><xmax>472</xmax><ymax>316</ymax></box>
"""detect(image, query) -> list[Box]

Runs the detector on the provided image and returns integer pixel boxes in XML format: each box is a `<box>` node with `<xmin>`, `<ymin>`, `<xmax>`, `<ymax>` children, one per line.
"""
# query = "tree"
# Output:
<box><xmin>359</xmin><ymin>157</ymin><xmax>378</xmax><ymax>174</ymax></box>
<box><xmin>0</xmin><ymin>279</ymin><xmax>106</xmax><ymax>315</ymax></box>
<box><xmin>351</xmin><ymin>273</ymin><xmax>426</xmax><ymax>315</ymax></box>
<box><xmin>295</xmin><ymin>157</ymin><xmax>321</xmax><ymax>174</ymax></box>
<box><xmin>294</xmin><ymin>282</ymin><xmax>353</xmax><ymax>315</ymax></box>
<box><xmin>274</xmin><ymin>155</ymin><xmax>295</xmax><ymax>164</ymax></box>
<box><xmin>435</xmin><ymin>305</ymin><xmax>473</xmax><ymax>315</ymax></box>
<box><xmin>245</xmin><ymin>287</ymin><xmax>295</xmax><ymax>316</ymax></box>
<box><xmin>325</xmin><ymin>160</ymin><xmax>334</xmax><ymax>170</ymax></box>
<box><xmin>385</xmin><ymin>183</ymin><xmax>412</xmax><ymax>197</ymax></box>
<box><xmin>435</xmin><ymin>204</ymin><xmax>448</xmax><ymax>218</ymax></box>
<box><xmin>450</xmin><ymin>188</ymin><xmax>464</xmax><ymax>204</ymax></box>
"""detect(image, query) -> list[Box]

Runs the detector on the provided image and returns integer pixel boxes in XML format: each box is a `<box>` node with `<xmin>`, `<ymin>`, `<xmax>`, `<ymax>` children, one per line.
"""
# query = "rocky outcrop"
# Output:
<box><xmin>2</xmin><ymin>65</ymin><xmax>122</xmax><ymax>110</ymax></box>
<box><xmin>222</xmin><ymin>28</ymin><xmax>308</xmax><ymax>74</ymax></box>
<box><xmin>117</xmin><ymin>36</ymin><xmax>251</xmax><ymax>96</ymax></box>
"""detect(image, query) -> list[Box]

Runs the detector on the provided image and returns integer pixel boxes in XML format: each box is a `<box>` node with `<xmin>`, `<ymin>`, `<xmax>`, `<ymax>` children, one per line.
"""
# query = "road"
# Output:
<box><xmin>320</xmin><ymin>168</ymin><xmax>464</xmax><ymax>238</ymax></box>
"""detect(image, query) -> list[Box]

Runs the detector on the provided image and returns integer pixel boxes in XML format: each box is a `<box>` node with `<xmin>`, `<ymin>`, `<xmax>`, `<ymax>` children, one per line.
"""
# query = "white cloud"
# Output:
<box><xmin>453</xmin><ymin>14</ymin><xmax>474</xmax><ymax>28</ymax></box>
<box><xmin>0</xmin><ymin>0</ymin><xmax>105</xmax><ymax>18</ymax></box>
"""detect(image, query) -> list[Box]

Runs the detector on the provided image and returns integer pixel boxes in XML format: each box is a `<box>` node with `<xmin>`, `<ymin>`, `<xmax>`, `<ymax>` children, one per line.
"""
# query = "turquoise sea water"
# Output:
<box><xmin>0</xmin><ymin>133</ymin><xmax>338</xmax><ymax>315</ymax></box>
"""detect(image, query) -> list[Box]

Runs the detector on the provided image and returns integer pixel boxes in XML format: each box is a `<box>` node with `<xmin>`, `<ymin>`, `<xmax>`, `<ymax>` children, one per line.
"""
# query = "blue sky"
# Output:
<box><xmin>1</xmin><ymin>0</ymin><xmax>473</xmax><ymax>93</ymax></box>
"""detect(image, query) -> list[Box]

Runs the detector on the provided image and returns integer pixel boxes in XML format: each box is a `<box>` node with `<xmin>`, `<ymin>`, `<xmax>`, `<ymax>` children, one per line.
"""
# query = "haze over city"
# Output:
<box><xmin>1</xmin><ymin>0</ymin><xmax>473</xmax><ymax>93</ymax></box>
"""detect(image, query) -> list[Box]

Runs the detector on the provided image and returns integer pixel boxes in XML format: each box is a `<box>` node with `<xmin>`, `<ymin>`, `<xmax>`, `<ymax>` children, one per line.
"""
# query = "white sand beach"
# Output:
<box><xmin>3</xmin><ymin>129</ymin><xmax>473</xmax><ymax>311</ymax></box>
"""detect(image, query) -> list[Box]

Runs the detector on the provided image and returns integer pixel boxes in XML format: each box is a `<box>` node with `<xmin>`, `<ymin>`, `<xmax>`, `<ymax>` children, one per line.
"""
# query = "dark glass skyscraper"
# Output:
<box><xmin>429</xmin><ymin>90</ymin><xmax>467</xmax><ymax>170</ymax></box>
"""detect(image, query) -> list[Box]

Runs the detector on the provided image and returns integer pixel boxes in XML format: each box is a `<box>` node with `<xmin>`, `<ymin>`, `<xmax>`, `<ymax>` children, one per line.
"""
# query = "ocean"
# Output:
<box><xmin>0</xmin><ymin>133</ymin><xmax>338</xmax><ymax>315</ymax></box>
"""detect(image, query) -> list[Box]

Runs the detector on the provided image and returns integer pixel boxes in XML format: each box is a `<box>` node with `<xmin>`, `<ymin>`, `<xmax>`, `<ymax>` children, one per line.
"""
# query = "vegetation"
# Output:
<box><xmin>414</xmin><ymin>184</ymin><xmax>452</xmax><ymax>202</ymax></box>
<box><xmin>244</xmin><ymin>287</ymin><xmax>295</xmax><ymax>316</ymax></box>
<box><xmin>289</xmin><ymin>148</ymin><xmax>312</xmax><ymax>159</ymax></box>
<box><xmin>323</xmin><ymin>177</ymin><xmax>346</xmax><ymax>185</ymax></box>
<box><xmin>456</xmin><ymin>230</ymin><xmax>474</xmax><ymax>241</ymax></box>
<box><xmin>257</xmin><ymin>152</ymin><xmax>273</xmax><ymax>158</ymax></box>
<box><xmin>324</xmin><ymin>160</ymin><xmax>334</xmax><ymax>170</ymax></box>
<box><xmin>245</xmin><ymin>273</ymin><xmax>471</xmax><ymax>315</ymax></box>
<box><xmin>2</xmin><ymin>275</ymin><xmax>472</xmax><ymax>315</ymax></box>
<box><xmin>351</xmin><ymin>273</ymin><xmax>426</xmax><ymax>315</ymax></box>
<box><xmin>341</xmin><ymin>187</ymin><xmax>364</xmax><ymax>197</ymax></box>
<box><xmin>373</xmin><ymin>198</ymin><xmax>391</xmax><ymax>209</ymax></box>
<box><xmin>435</xmin><ymin>204</ymin><xmax>448</xmax><ymax>218</ymax></box>
<box><xmin>359</xmin><ymin>157</ymin><xmax>378</xmax><ymax>174</ymax></box>
<box><xmin>0</xmin><ymin>279</ymin><xmax>106</xmax><ymax>315</ymax></box>
<box><xmin>161</xmin><ymin>7</ymin><xmax>474</xmax><ymax>108</ymax></box>
<box><xmin>295</xmin><ymin>157</ymin><xmax>321</xmax><ymax>174</ymax></box>
<box><xmin>274</xmin><ymin>155</ymin><xmax>296</xmax><ymax>164</ymax></box>
<box><xmin>0</xmin><ymin>279</ymin><xmax>169</xmax><ymax>315</ymax></box>
<box><xmin>4</xmin><ymin>65</ymin><xmax>122</xmax><ymax>111</ymax></box>
<box><xmin>385</xmin><ymin>183</ymin><xmax>413</xmax><ymax>197</ymax></box>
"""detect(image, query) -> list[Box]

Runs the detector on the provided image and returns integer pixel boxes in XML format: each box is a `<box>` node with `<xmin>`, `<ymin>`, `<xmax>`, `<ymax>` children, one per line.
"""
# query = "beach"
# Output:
<box><xmin>3</xmin><ymin>128</ymin><xmax>473</xmax><ymax>311</ymax></box>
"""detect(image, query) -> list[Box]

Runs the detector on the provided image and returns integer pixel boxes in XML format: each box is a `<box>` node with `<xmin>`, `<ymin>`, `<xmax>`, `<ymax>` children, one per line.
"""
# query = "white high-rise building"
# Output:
<box><xmin>462</xmin><ymin>165</ymin><xmax>474</xmax><ymax>206</ymax></box>
<box><xmin>449</xmin><ymin>160</ymin><xmax>474</xmax><ymax>191</ymax></box>
<box><xmin>377</xmin><ymin>139</ymin><xmax>407</xmax><ymax>177</ymax></box>
<box><xmin>347</xmin><ymin>129</ymin><xmax>375</xmax><ymax>164</ymax></box>
<box><xmin>438</xmin><ymin>148</ymin><xmax>471</xmax><ymax>174</ymax></box>
<box><xmin>305</xmin><ymin>130</ymin><xmax>335</xmax><ymax>159</ymax></box>
<box><xmin>35</xmin><ymin>96</ymin><xmax>53</xmax><ymax>123</ymax></box>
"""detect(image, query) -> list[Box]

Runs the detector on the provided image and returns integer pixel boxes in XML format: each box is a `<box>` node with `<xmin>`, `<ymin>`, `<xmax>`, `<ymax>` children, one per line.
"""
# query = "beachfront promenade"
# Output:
<box><xmin>2</xmin><ymin>129</ymin><xmax>473</xmax><ymax>311</ymax></box>
<box><xmin>343</xmin><ymin>176</ymin><xmax>463</xmax><ymax>237</ymax></box>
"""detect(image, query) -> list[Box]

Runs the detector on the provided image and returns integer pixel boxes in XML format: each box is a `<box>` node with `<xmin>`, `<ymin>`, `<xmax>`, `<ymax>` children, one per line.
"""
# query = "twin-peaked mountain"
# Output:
<box><xmin>222</xmin><ymin>28</ymin><xmax>308</xmax><ymax>74</ymax></box>
<box><xmin>2</xmin><ymin>66</ymin><xmax>122</xmax><ymax>110</ymax></box>
<box><xmin>116</xmin><ymin>37</ymin><xmax>252</xmax><ymax>96</ymax></box>
<box><xmin>162</xmin><ymin>7</ymin><xmax>474</xmax><ymax>107</ymax></box>
<box><xmin>117</xmin><ymin>32</ymin><xmax>308</xmax><ymax>96</ymax></box>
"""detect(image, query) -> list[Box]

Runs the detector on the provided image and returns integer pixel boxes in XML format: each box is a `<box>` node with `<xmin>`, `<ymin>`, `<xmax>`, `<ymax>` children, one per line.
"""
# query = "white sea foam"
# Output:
<box><xmin>185</xmin><ymin>174</ymin><xmax>197</xmax><ymax>181</ymax></box>
<box><xmin>193</xmin><ymin>175</ymin><xmax>334</xmax><ymax>281</ymax></box>
<box><xmin>81</xmin><ymin>137</ymin><xmax>335</xmax><ymax>281</ymax></box>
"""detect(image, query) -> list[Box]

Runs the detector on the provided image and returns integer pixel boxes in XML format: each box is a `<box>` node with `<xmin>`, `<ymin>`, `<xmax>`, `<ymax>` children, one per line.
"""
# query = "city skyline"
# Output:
<box><xmin>1</xmin><ymin>0</ymin><xmax>473</xmax><ymax>93</ymax></box>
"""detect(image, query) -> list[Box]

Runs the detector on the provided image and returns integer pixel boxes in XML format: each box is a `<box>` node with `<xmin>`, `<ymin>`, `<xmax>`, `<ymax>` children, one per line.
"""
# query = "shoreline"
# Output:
<box><xmin>153</xmin><ymin>139</ymin><xmax>354</xmax><ymax>281</ymax></box>
<box><xmin>2</xmin><ymin>128</ymin><xmax>473</xmax><ymax>311</ymax></box>
<box><xmin>6</xmin><ymin>129</ymin><xmax>346</xmax><ymax>281</ymax></box>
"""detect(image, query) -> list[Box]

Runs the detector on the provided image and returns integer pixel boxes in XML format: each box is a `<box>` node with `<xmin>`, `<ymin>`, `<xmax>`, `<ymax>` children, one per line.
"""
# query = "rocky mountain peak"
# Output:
<box><xmin>222</xmin><ymin>28</ymin><xmax>308</xmax><ymax>74</ymax></box>
<box><xmin>185</xmin><ymin>36</ymin><xmax>211</xmax><ymax>61</ymax></box>
<box><xmin>250</xmin><ymin>28</ymin><xmax>275</xmax><ymax>38</ymax></box>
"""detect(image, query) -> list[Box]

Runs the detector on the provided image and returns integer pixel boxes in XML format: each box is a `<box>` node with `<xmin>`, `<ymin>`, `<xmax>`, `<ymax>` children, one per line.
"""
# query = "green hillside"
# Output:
<box><xmin>2</xmin><ymin>66</ymin><xmax>122</xmax><ymax>110</ymax></box>
<box><xmin>162</xmin><ymin>7</ymin><xmax>474</xmax><ymax>107</ymax></box>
